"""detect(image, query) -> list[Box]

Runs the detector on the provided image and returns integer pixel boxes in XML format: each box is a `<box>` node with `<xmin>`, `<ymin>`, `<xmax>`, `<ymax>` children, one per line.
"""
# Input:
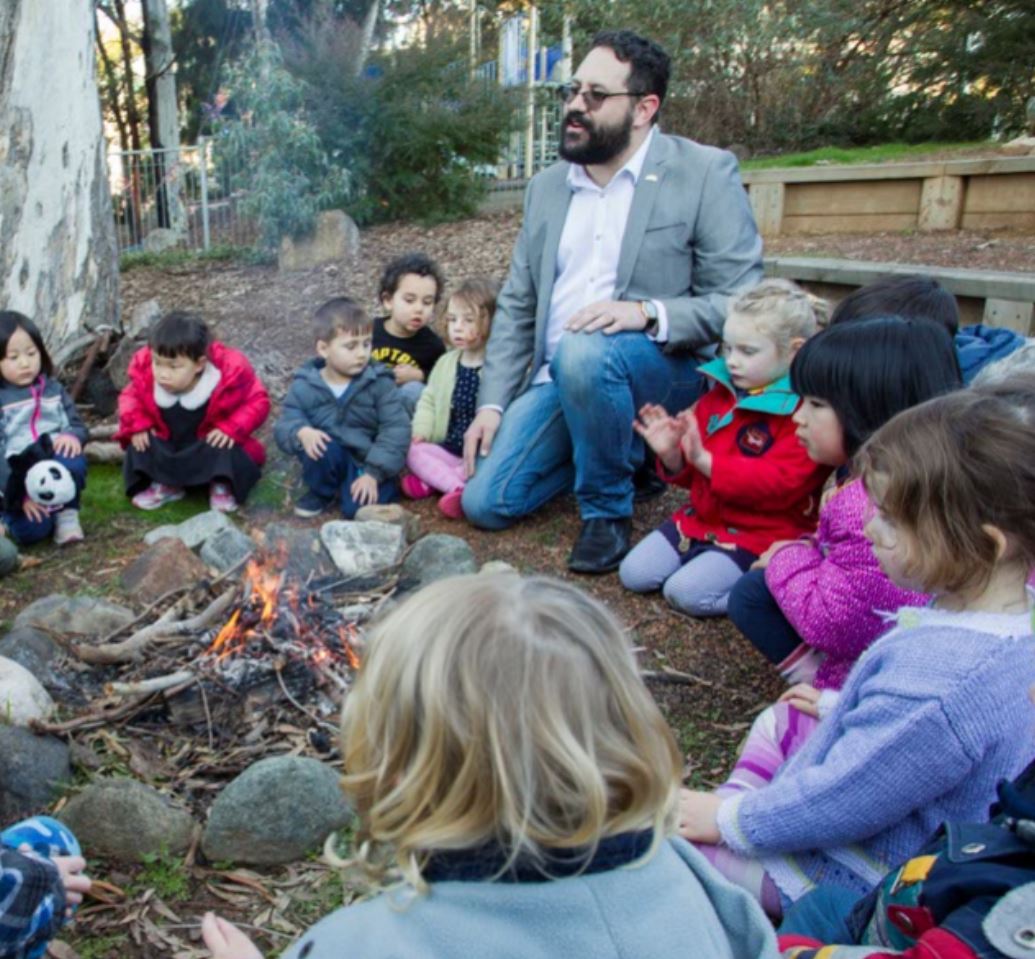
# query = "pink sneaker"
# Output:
<box><xmin>209</xmin><ymin>481</ymin><xmax>238</xmax><ymax>513</ymax></box>
<box><xmin>437</xmin><ymin>487</ymin><xmax>465</xmax><ymax>519</ymax></box>
<box><xmin>401</xmin><ymin>474</ymin><xmax>433</xmax><ymax>499</ymax></box>
<box><xmin>131</xmin><ymin>482</ymin><xmax>185</xmax><ymax>511</ymax></box>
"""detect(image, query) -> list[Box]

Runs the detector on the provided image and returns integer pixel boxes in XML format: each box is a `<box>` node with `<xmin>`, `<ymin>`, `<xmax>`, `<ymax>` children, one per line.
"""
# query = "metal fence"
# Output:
<box><xmin>107</xmin><ymin>139</ymin><xmax>256</xmax><ymax>255</ymax></box>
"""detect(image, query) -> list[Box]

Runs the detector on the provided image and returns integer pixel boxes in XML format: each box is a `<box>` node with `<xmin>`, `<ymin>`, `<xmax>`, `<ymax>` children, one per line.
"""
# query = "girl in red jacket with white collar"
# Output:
<box><xmin>115</xmin><ymin>312</ymin><xmax>270</xmax><ymax>512</ymax></box>
<box><xmin>619</xmin><ymin>281</ymin><xmax>830</xmax><ymax>617</ymax></box>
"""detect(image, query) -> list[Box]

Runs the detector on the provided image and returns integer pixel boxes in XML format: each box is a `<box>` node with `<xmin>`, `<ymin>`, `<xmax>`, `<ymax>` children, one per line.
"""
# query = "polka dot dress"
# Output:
<box><xmin>442</xmin><ymin>364</ymin><xmax>482</xmax><ymax>455</ymax></box>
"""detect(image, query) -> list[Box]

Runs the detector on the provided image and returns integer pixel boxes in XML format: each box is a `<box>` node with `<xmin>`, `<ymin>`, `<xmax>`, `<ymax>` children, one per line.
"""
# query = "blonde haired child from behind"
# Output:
<box><xmin>202</xmin><ymin>575</ymin><xmax>780</xmax><ymax>959</ymax></box>
<box><xmin>401</xmin><ymin>277</ymin><xmax>499</xmax><ymax>519</ymax></box>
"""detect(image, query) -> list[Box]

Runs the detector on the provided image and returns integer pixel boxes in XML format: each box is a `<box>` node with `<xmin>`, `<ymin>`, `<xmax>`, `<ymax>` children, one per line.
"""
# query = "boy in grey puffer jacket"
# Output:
<box><xmin>275</xmin><ymin>298</ymin><xmax>410</xmax><ymax>519</ymax></box>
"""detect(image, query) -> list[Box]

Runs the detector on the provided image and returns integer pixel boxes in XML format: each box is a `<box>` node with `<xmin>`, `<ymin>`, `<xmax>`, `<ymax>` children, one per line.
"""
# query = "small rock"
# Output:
<box><xmin>0</xmin><ymin>656</ymin><xmax>54</xmax><ymax>725</ymax></box>
<box><xmin>15</xmin><ymin>595</ymin><xmax>134</xmax><ymax>639</ymax></box>
<box><xmin>0</xmin><ymin>626</ymin><xmax>62</xmax><ymax>686</ymax></box>
<box><xmin>355</xmin><ymin>503</ymin><xmax>421</xmax><ymax>544</ymax></box>
<box><xmin>402</xmin><ymin>534</ymin><xmax>477</xmax><ymax>587</ymax></box>
<box><xmin>259</xmin><ymin>523</ymin><xmax>337</xmax><ymax>584</ymax></box>
<box><xmin>121</xmin><ymin>538</ymin><xmax>209</xmax><ymax>604</ymax></box>
<box><xmin>202</xmin><ymin>756</ymin><xmax>351</xmax><ymax>864</ymax></box>
<box><xmin>0</xmin><ymin>537</ymin><xmax>19</xmax><ymax>576</ymax></box>
<box><xmin>60</xmin><ymin>779</ymin><xmax>196</xmax><ymax>862</ymax></box>
<box><xmin>278</xmin><ymin>210</ymin><xmax>360</xmax><ymax>272</ymax></box>
<box><xmin>320</xmin><ymin>521</ymin><xmax>404</xmax><ymax>581</ymax></box>
<box><xmin>143</xmin><ymin>509</ymin><xmax>232</xmax><ymax>549</ymax></box>
<box><xmin>336</xmin><ymin>603</ymin><xmax>374</xmax><ymax>623</ymax></box>
<box><xmin>479</xmin><ymin>560</ymin><xmax>516</xmax><ymax>576</ymax></box>
<box><xmin>199</xmin><ymin>525</ymin><xmax>255</xmax><ymax>573</ymax></box>
<box><xmin>1001</xmin><ymin>135</ymin><xmax>1035</xmax><ymax>157</ymax></box>
<box><xmin>142</xmin><ymin>227</ymin><xmax>183</xmax><ymax>254</ymax></box>
<box><xmin>0</xmin><ymin>727</ymin><xmax>71</xmax><ymax>821</ymax></box>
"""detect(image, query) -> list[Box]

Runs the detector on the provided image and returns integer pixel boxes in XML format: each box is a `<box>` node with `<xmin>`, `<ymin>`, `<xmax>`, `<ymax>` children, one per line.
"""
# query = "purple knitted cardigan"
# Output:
<box><xmin>764</xmin><ymin>478</ymin><xmax>928</xmax><ymax>689</ymax></box>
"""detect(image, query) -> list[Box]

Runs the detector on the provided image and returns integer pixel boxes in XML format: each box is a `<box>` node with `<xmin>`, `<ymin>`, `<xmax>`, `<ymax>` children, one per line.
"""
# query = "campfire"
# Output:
<box><xmin>46</xmin><ymin>545</ymin><xmax>382</xmax><ymax>739</ymax></box>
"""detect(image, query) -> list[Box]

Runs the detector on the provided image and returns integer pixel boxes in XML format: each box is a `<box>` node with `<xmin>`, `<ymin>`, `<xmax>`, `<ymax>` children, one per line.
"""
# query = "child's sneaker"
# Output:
<box><xmin>438</xmin><ymin>488</ymin><xmax>465</xmax><ymax>520</ymax></box>
<box><xmin>294</xmin><ymin>490</ymin><xmax>332</xmax><ymax>518</ymax></box>
<box><xmin>209</xmin><ymin>482</ymin><xmax>237</xmax><ymax>513</ymax></box>
<box><xmin>131</xmin><ymin>482</ymin><xmax>185</xmax><ymax>511</ymax></box>
<box><xmin>53</xmin><ymin>509</ymin><xmax>84</xmax><ymax>546</ymax></box>
<box><xmin>401</xmin><ymin>474</ymin><xmax>433</xmax><ymax>499</ymax></box>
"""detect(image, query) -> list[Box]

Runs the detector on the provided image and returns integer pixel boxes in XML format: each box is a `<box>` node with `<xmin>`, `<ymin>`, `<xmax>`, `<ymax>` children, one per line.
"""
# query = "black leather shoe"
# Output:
<box><xmin>568</xmin><ymin>518</ymin><xmax>632</xmax><ymax>574</ymax></box>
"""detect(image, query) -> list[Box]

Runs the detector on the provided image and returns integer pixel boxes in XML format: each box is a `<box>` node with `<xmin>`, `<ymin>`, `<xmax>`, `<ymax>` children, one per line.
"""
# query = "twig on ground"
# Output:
<box><xmin>641</xmin><ymin>666</ymin><xmax>714</xmax><ymax>688</ymax></box>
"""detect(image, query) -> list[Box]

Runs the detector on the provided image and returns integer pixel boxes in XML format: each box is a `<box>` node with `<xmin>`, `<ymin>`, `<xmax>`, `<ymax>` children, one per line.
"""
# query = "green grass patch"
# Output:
<box><xmin>132</xmin><ymin>847</ymin><xmax>192</xmax><ymax>902</ymax></box>
<box><xmin>80</xmin><ymin>464</ymin><xmax>209</xmax><ymax>530</ymax></box>
<box><xmin>741</xmin><ymin>140</ymin><xmax>993</xmax><ymax>171</ymax></box>
<box><xmin>119</xmin><ymin>243</ymin><xmax>258</xmax><ymax>272</ymax></box>
<box><xmin>70</xmin><ymin>932</ymin><xmax>130</xmax><ymax>959</ymax></box>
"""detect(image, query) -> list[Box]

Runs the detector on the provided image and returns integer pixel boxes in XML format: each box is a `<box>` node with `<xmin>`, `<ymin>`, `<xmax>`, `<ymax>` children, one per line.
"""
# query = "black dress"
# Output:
<box><xmin>123</xmin><ymin>400</ymin><xmax>260</xmax><ymax>500</ymax></box>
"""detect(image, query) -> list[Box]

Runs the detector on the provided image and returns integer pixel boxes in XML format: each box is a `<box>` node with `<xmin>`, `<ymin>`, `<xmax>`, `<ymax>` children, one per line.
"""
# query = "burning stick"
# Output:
<box><xmin>76</xmin><ymin>588</ymin><xmax>237</xmax><ymax>665</ymax></box>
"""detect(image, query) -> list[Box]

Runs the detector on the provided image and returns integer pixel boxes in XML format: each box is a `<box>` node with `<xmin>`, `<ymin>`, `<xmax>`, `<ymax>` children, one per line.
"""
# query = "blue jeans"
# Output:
<box><xmin>778</xmin><ymin>885</ymin><xmax>862</xmax><ymax>942</ymax></box>
<box><xmin>462</xmin><ymin>332</ymin><xmax>702</xmax><ymax>529</ymax></box>
<box><xmin>297</xmin><ymin>441</ymin><xmax>398</xmax><ymax>519</ymax></box>
<box><xmin>2</xmin><ymin>453</ymin><xmax>87</xmax><ymax>546</ymax></box>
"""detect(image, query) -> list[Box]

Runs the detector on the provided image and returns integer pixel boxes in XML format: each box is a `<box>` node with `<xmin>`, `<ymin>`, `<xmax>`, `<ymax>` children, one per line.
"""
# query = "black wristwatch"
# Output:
<box><xmin>639</xmin><ymin>300</ymin><xmax>659</xmax><ymax>335</ymax></box>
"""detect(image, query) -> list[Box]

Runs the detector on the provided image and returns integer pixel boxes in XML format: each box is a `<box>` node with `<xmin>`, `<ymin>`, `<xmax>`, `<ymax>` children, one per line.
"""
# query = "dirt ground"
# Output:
<box><xmin>6</xmin><ymin>209</ymin><xmax>1034</xmax><ymax>957</ymax></box>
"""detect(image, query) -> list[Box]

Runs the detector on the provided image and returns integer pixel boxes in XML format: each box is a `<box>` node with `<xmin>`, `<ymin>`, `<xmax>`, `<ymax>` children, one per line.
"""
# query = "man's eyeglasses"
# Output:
<box><xmin>555</xmin><ymin>81</ymin><xmax>642</xmax><ymax>111</ymax></box>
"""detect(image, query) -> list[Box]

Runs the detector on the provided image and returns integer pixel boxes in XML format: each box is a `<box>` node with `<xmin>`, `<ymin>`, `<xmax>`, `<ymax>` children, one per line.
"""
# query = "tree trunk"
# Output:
<box><xmin>142</xmin><ymin>0</ymin><xmax>186</xmax><ymax>234</ymax></box>
<box><xmin>0</xmin><ymin>0</ymin><xmax>120</xmax><ymax>346</ymax></box>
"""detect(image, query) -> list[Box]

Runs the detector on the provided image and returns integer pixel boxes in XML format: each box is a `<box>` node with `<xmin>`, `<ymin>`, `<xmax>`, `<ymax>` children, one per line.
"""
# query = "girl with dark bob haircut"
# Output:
<box><xmin>791</xmin><ymin>315</ymin><xmax>962</xmax><ymax>458</ymax></box>
<box><xmin>829</xmin><ymin>275</ymin><xmax>960</xmax><ymax>337</ymax></box>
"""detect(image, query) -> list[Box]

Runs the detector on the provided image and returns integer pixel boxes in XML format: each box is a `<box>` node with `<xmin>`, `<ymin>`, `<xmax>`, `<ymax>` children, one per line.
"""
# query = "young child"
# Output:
<box><xmin>619</xmin><ymin>280</ymin><xmax>830</xmax><ymax>616</ymax></box>
<box><xmin>202</xmin><ymin>574</ymin><xmax>781</xmax><ymax>959</ymax></box>
<box><xmin>370</xmin><ymin>252</ymin><xmax>447</xmax><ymax>415</ymax></box>
<box><xmin>401</xmin><ymin>277</ymin><xmax>499</xmax><ymax>519</ymax></box>
<box><xmin>275</xmin><ymin>297</ymin><xmax>410</xmax><ymax>519</ymax></box>
<box><xmin>1</xmin><ymin>816</ymin><xmax>90</xmax><ymax>959</ymax></box>
<box><xmin>116</xmin><ymin>312</ymin><xmax>270</xmax><ymax>512</ymax></box>
<box><xmin>830</xmin><ymin>274</ymin><xmax>1026</xmax><ymax>384</ymax></box>
<box><xmin>678</xmin><ymin>379</ymin><xmax>1035</xmax><ymax>921</ymax></box>
<box><xmin>0</xmin><ymin>311</ymin><xmax>88</xmax><ymax>546</ymax></box>
<box><xmin>727</xmin><ymin>317</ymin><xmax>962</xmax><ymax>691</ymax></box>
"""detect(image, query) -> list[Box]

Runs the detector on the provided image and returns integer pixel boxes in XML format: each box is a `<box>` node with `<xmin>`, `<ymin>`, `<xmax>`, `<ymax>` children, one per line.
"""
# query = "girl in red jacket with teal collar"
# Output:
<box><xmin>115</xmin><ymin>313</ymin><xmax>270</xmax><ymax>513</ymax></box>
<box><xmin>620</xmin><ymin>280</ymin><xmax>830</xmax><ymax>616</ymax></box>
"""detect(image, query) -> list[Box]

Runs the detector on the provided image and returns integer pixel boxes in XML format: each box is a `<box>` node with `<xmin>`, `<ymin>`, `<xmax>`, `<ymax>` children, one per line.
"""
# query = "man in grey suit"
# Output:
<box><xmin>462</xmin><ymin>30</ymin><xmax>763</xmax><ymax>573</ymax></box>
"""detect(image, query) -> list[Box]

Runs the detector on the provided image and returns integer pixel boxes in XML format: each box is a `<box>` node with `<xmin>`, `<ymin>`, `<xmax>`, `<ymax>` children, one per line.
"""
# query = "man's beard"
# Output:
<box><xmin>558</xmin><ymin>106</ymin><xmax>634</xmax><ymax>165</ymax></box>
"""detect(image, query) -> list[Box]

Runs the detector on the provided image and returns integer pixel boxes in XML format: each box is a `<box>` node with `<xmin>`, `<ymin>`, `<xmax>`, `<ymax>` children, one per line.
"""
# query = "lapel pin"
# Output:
<box><xmin>644</xmin><ymin>174</ymin><xmax>658</xmax><ymax>182</ymax></box>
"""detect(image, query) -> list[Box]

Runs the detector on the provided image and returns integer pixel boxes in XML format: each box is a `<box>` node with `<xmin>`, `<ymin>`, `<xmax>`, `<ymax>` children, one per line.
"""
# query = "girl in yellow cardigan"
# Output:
<box><xmin>402</xmin><ymin>278</ymin><xmax>499</xmax><ymax>519</ymax></box>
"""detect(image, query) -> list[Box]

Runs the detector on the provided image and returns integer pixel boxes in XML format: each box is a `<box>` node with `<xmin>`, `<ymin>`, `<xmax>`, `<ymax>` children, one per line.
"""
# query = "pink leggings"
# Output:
<box><xmin>694</xmin><ymin>702</ymin><xmax>820</xmax><ymax>917</ymax></box>
<box><xmin>406</xmin><ymin>442</ymin><xmax>466</xmax><ymax>494</ymax></box>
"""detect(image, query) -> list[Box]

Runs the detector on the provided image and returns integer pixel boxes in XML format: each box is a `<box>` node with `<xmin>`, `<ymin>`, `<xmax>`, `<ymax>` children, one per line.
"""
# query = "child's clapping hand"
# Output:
<box><xmin>201</xmin><ymin>913</ymin><xmax>263</xmax><ymax>959</ymax></box>
<box><xmin>678</xmin><ymin>414</ymin><xmax>713</xmax><ymax>478</ymax></box>
<box><xmin>633</xmin><ymin>404</ymin><xmax>686</xmax><ymax>473</ymax></box>
<box><xmin>297</xmin><ymin>426</ymin><xmax>331</xmax><ymax>461</ymax></box>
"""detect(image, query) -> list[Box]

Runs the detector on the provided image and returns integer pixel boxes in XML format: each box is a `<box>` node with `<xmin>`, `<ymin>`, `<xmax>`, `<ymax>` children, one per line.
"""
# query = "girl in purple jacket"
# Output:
<box><xmin>726</xmin><ymin>317</ymin><xmax>961</xmax><ymax>691</ymax></box>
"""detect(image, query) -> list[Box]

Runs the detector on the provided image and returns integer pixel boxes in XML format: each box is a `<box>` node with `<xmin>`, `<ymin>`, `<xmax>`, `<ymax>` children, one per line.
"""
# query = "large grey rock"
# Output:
<box><xmin>59</xmin><ymin>779</ymin><xmax>196</xmax><ymax>862</ymax></box>
<box><xmin>199</xmin><ymin>525</ymin><xmax>255</xmax><ymax>573</ymax></box>
<box><xmin>121</xmin><ymin>538</ymin><xmax>208</xmax><ymax>604</ymax></box>
<box><xmin>278</xmin><ymin>210</ymin><xmax>360</xmax><ymax>272</ymax></box>
<box><xmin>202</xmin><ymin>756</ymin><xmax>351</xmax><ymax>864</ymax></box>
<box><xmin>0</xmin><ymin>727</ymin><xmax>71</xmax><ymax>820</ymax></box>
<box><xmin>403</xmin><ymin>534</ymin><xmax>477</xmax><ymax>587</ymax></box>
<box><xmin>143</xmin><ymin>509</ymin><xmax>232</xmax><ymax>549</ymax></box>
<box><xmin>0</xmin><ymin>626</ymin><xmax>61</xmax><ymax>686</ymax></box>
<box><xmin>14</xmin><ymin>595</ymin><xmax>134</xmax><ymax>640</ymax></box>
<box><xmin>142</xmin><ymin>227</ymin><xmax>183</xmax><ymax>253</ymax></box>
<box><xmin>354</xmin><ymin>504</ymin><xmax>421</xmax><ymax>544</ymax></box>
<box><xmin>320</xmin><ymin>521</ymin><xmax>404</xmax><ymax>580</ymax></box>
<box><xmin>0</xmin><ymin>656</ymin><xmax>54</xmax><ymax>725</ymax></box>
<box><xmin>259</xmin><ymin>523</ymin><xmax>337</xmax><ymax>584</ymax></box>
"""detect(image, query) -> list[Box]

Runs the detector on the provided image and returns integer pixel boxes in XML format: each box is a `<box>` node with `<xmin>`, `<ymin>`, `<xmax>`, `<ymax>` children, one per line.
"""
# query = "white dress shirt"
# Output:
<box><xmin>533</xmin><ymin>126</ymin><xmax>667</xmax><ymax>385</ymax></box>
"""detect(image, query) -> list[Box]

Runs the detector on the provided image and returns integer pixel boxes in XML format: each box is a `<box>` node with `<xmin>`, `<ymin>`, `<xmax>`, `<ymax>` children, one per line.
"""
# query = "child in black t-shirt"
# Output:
<box><xmin>370</xmin><ymin>252</ymin><xmax>446</xmax><ymax>415</ymax></box>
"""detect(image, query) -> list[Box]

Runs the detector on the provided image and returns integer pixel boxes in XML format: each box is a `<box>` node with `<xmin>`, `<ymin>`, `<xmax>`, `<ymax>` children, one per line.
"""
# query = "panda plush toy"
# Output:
<box><xmin>2</xmin><ymin>435</ymin><xmax>77</xmax><ymax>512</ymax></box>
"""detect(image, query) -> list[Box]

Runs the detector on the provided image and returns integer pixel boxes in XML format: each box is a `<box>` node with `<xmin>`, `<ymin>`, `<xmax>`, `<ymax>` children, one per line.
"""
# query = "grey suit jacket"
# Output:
<box><xmin>479</xmin><ymin>132</ymin><xmax>764</xmax><ymax>411</ymax></box>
